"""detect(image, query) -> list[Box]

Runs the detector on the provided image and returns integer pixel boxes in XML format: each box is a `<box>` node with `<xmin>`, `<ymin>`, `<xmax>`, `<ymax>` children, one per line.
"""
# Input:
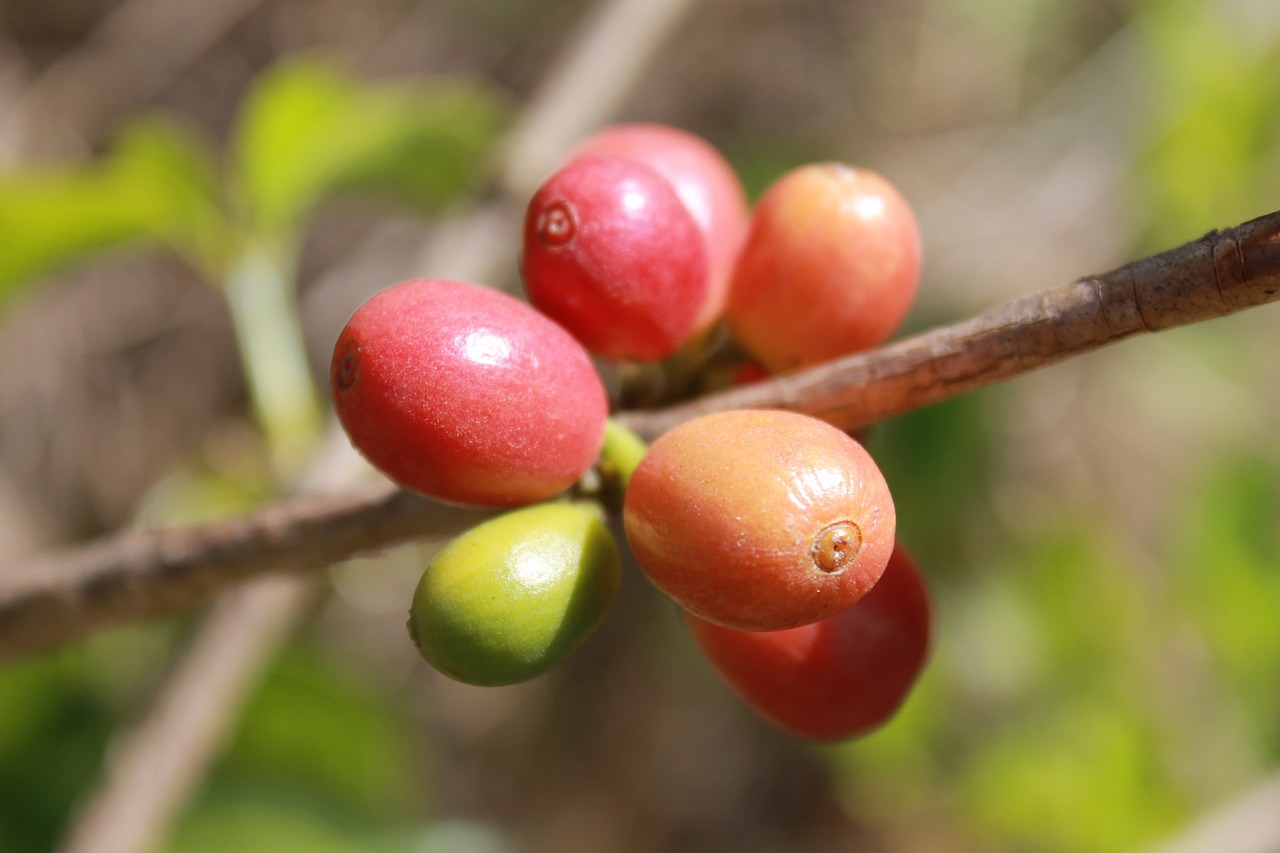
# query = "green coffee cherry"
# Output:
<box><xmin>408</xmin><ymin>501</ymin><xmax>621</xmax><ymax>686</ymax></box>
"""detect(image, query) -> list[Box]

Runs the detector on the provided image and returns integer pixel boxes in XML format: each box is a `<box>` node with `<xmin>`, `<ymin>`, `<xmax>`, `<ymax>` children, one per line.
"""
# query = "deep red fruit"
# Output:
<box><xmin>521</xmin><ymin>155</ymin><xmax>709</xmax><ymax>362</ymax></box>
<box><xmin>727</xmin><ymin>163</ymin><xmax>922</xmax><ymax>372</ymax></box>
<box><xmin>570</xmin><ymin>124</ymin><xmax>749</xmax><ymax>332</ymax></box>
<box><xmin>623</xmin><ymin>409</ymin><xmax>895</xmax><ymax>631</ymax></box>
<box><xmin>331</xmin><ymin>279</ymin><xmax>608</xmax><ymax>507</ymax></box>
<box><xmin>686</xmin><ymin>545</ymin><xmax>932</xmax><ymax>742</ymax></box>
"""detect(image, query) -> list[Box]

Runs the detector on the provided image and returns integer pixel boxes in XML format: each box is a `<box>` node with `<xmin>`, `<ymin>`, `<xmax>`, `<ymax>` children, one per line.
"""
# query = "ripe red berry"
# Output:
<box><xmin>727</xmin><ymin>163</ymin><xmax>922</xmax><ymax>372</ymax></box>
<box><xmin>686</xmin><ymin>544</ymin><xmax>932</xmax><ymax>742</ymax></box>
<box><xmin>521</xmin><ymin>155</ymin><xmax>708</xmax><ymax>362</ymax></box>
<box><xmin>622</xmin><ymin>409</ymin><xmax>895</xmax><ymax>631</ymax></box>
<box><xmin>331</xmin><ymin>278</ymin><xmax>608</xmax><ymax>507</ymax></box>
<box><xmin>570</xmin><ymin>124</ymin><xmax>749</xmax><ymax>332</ymax></box>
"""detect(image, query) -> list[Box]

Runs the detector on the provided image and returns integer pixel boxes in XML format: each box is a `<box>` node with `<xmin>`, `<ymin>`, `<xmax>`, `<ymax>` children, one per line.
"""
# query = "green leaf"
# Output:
<box><xmin>110</xmin><ymin>119</ymin><xmax>230</xmax><ymax>275</ymax></box>
<box><xmin>0</xmin><ymin>118</ymin><xmax>225</xmax><ymax>309</ymax></box>
<box><xmin>232</xmin><ymin>56</ymin><xmax>507</xmax><ymax>233</ymax></box>
<box><xmin>1134</xmin><ymin>0</ymin><xmax>1280</xmax><ymax>246</ymax></box>
<box><xmin>220</xmin><ymin>646</ymin><xmax>420</xmax><ymax>819</ymax></box>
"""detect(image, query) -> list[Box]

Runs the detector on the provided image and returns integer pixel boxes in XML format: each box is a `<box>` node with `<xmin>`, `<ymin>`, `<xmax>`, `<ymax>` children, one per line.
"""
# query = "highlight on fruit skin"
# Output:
<box><xmin>407</xmin><ymin>502</ymin><xmax>622</xmax><ymax>687</ymax></box>
<box><xmin>686</xmin><ymin>544</ymin><xmax>932</xmax><ymax>742</ymax></box>
<box><xmin>570</xmin><ymin>123</ymin><xmax>749</xmax><ymax>333</ymax></box>
<box><xmin>622</xmin><ymin>408</ymin><xmax>896</xmax><ymax>632</ymax></box>
<box><xmin>521</xmin><ymin>154</ymin><xmax>709</xmax><ymax>362</ymax></box>
<box><xmin>330</xmin><ymin>278</ymin><xmax>608</xmax><ymax>508</ymax></box>
<box><xmin>727</xmin><ymin>162</ymin><xmax>922</xmax><ymax>372</ymax></box>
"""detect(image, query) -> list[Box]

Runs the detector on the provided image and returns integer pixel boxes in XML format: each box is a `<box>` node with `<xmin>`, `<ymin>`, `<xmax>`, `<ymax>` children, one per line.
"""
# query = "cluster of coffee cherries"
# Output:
<box><xmin>330</xmin><ymin>124</ymin><xmax>930</xmax><ymax>742</ymax></box>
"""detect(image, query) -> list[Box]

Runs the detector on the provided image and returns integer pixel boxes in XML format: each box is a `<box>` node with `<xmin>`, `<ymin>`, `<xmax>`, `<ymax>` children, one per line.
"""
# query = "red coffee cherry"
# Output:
<box><xmin>522</xmin><ymin>155</ymin><xmax>709</xmax><ymax>362</ymax></box>
<box><xmin>331</xmin><ymin>278</ymin><xmax>608</xmax><ymax>507</ymax></box>
<box><xmin>570</xmin><ymin>123</ymin><xmax>749</xmax><ymax>332</ymax></box>
<box><xmin>727</xmin><ymin>163</ymin><xmax>922</xmax><ymax>372</ymax></box>
<box><xmin>622</xmin><ymin>409</ymin><xmax>895</xmax><ymax>631</ymax></box>
<box><xmin>686</xmin><ymin>544</ymin><xmax>932</xmax><ymax>742</ymax></box>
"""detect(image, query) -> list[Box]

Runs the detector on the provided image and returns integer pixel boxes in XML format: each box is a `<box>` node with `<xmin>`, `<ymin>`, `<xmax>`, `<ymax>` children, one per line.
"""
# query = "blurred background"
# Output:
<box><xmin>0</xmin><ymin>0</ymin><xmax>1278</xmax><ymax>851</ymax></box>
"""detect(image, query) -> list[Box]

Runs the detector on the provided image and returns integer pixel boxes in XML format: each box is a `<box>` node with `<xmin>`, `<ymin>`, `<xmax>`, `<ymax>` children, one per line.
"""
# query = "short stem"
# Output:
<box><xmin>597</xmin><ymin>418</ymin><xmax>649</xmax><ymax>510</ymax></box>
<box><xmin>222</xmin><ymin>235</ymin><xmax>323</xmax><ymax>482</ymax></box>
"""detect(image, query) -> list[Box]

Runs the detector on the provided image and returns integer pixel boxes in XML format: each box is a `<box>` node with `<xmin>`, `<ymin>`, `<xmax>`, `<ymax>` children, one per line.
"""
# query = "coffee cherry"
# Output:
<box><xmin>522</xmin><ymin>155</ymin><xmax>708</xmax><ymax>362</ymax></box>
<box><xmin>331</xmin><ymin>278</ymin><xmax>607</xmax><ymax>507</ymax></box>
<box><xmin>408</xmin><ymin>502</ymin><xmax>621</xmax><ymax>686</ymax></box>
<box><xmin>570</xmin><ymin>124</ymin><xmax>749</xmax><ymax>332</ymax></box>
<box><xmin>622</xmin><ymin>409</ymin><xmax>895</xmax><ymax>631</ymax></box>
<box><xmin>686</xmin><ymin>544</ymin><xmax>931</xmax><ymax>742</ymax></box>
<box><xmin>727</xmin><ymin>163</ymin><xmax>922</xmax><ymax>372</ymax></box>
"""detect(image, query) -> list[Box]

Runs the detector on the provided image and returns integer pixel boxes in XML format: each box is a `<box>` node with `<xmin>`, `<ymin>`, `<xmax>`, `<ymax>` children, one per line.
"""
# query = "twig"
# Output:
<box><xmin>0</xmin><ymin>482</ymin><xmax>488</xmax><ymax>658</ymax></box>
<box><xmin>619</xmin><ymin>208</ymin><xmax>1280</xmax><ymax>440</ymax></box>
<box><xmin>1</xmin><ymin>208</ymin><xmax>1277</xmax><ymax>666</ymax></box>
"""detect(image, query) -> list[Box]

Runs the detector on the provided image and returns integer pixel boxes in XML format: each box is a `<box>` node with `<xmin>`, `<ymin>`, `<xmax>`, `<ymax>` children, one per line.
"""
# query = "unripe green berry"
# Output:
<box><xmin>408</xmin><ymin>502</ymin><xmax>621</xmax><ymax>686</ymax></box>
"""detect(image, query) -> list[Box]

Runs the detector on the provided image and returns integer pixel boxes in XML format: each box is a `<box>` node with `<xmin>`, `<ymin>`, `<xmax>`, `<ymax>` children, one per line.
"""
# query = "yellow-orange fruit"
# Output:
<box><xmin>727</xmin><ymin>163</ymin><xmax>921</xmax><ymax>372</ymax></box>
<box><xmin>622</xmin><ymin>409</ymin><xmax>895</xmax><ymax>631</ymax></box>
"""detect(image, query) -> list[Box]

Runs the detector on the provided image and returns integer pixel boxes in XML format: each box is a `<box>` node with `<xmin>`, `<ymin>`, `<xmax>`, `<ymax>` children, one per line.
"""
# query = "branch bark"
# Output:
<box><xmin>0</xmin><ymin>485</ymin><xmax>492</xmax><ymax>663</ymax></box>
<box><xmin>2</xmin><ymin>208</ymin><xmax>1278</xmax><ymax>663</ymax></box>
<box><xmin>618</xmin><ymin>208</ymin><xmax>1280</xmax><ymax>440</ymax></box>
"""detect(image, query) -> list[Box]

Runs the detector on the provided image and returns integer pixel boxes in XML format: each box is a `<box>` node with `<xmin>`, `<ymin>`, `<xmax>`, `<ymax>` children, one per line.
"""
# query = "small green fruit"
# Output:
<box><xmin>408</xmin><ymin>502</ymin><xmax>621</xmax><ymax>686</ymax></box>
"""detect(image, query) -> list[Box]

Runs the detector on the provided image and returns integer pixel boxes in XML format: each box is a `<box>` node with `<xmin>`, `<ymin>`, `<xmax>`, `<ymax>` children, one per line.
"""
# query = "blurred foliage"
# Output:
<box><xmin>1134</xmin><ymin>0</ymin><xmax>1280</xmax><ymax>248</ymax></box>
<box><xmin>0</xmin><ymin>55</ymin><xmax>506</xmax><ymax>309</ymax></box>
<box><xmin>233</xmin><ymin>57</ymin><xmax>506</xmax><ymax>236</ymax></box>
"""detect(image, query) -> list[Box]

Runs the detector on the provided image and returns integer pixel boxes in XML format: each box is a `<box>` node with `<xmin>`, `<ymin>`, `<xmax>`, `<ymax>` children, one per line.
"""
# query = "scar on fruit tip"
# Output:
<box><xmin>537</xmin><ymin>200</ymin><xmax>577</xmax><ymax>247</ymax></box>
<box><xmin>811</xmin><ymin>520</ymin><xmax>862</xmax><ymax>573</ymax></box>
<box><xmin>335</xmin><ymin>346</ymin><xmax>361</xmax><ymax>393</ymax></box>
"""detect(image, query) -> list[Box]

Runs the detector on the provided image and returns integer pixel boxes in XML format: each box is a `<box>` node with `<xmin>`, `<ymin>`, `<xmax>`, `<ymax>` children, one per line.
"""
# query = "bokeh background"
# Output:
<box><xmin>1</xmin><ymin>0</ymin><xmax>1279</xmax><ymax>851</ymax></box>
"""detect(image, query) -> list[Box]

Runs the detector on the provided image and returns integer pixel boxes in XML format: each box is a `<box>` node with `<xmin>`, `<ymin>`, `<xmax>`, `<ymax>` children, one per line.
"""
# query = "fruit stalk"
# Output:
<box><xmin>223</xmin><ymin>236</ymin><xmax>323</xmax><ymax>478</ymax></box>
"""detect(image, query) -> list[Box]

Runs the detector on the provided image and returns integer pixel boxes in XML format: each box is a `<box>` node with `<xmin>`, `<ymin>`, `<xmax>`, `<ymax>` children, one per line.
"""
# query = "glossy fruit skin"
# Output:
<box><xmin>727</xmin><ymin>163</ymin><xmax>922</xmax><ymax>372</ymax></box>
<box><xmin>522</xmin><ymin>155</ymin><xmax>709</xmax><ymax>362</ymax></box>
<box><xmin>408</xmin><ymin>502</ymin><xmax>621</xmax><ymax>686</ymax></box>
<box><xmin>622</xmin><ymin>409</ymin><xmax>895</xmax><ymax>631</ymax></box>
<box><xmin>570</xmin><ymin>124</ymin><xmax>749</xmax><ymax>332</ymax></box>
<box><xmin>686</xmin><ymin>544</ymin><xmax>931</xmax><ymax>742</ymax></box>
<box><xmin>331</xmin><ymin>279</ymin><xmax>608</xmax><ymax>507</ymax></box>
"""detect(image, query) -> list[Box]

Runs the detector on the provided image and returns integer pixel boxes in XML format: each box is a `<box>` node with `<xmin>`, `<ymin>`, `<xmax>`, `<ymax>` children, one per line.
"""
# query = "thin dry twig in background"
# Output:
<box><xmin>1139</xmin><ymin>772</ymin><xmax>1280</xmax><ymax>853</ymax></box>
<box><xmin>2</xmin><ymin>207</ymin><xmax>1278</xmax><ymax>665</ymax></box>
<box><xmin>0</xmin><ymin>0</ymin><xmax>267</xmax><ymax>160</ymax></box>
<box><xmin>1</xmin><ymin>484</ymin><xmax>489</xmax><ymax>663</ymax></box>
<box><xmin>58</xmin><ymin>576</ymin><xmax>313</xmax><ymax>853</ymax></box>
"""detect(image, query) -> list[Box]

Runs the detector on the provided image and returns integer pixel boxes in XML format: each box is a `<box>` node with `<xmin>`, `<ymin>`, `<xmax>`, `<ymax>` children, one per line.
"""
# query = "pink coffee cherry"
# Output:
<box><xmin>331</xmin><ymin>278</ymin><xmax>608</xmax><ymax>507</ymax></box>
<box><xmin>623</xmin><ymin>409</ymin><xmax>896</xmax><ymax>631</ymax></box>
<box><xmin>522</xmin><ymin>155</ymin><xmax>708</xmax><ymax>362</ymax></box>
<box><xmin>570</xmin><ymin>124</ymin><xmax>749</xmax><ymax>332</ymax></box>
<box><xmin>728</xmin><ymin>163</ymin><xmax>922</xmax><ymax>372</ymax></box>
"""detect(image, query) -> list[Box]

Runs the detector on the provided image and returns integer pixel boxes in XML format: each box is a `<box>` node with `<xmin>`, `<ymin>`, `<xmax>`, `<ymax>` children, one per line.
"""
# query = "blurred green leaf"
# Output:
<box><xmin>0</xmin><ymin>653</ymin><xmax>116</xmax><ymax>853</ymax></box>
<box><xmin>166</xmin><ymin>786</ymin><xmax>396</xmax><ymax>853</ymax></box>
<box><xmin>1135</xmin><ymin>0</ymin><xmax>1280</xmax><ymax>246</ymax></box>
<box><xmin>232</xmin><ymin>56</ymin><xmax>507</xmax><ymax>234</ymax></box>
<box><xmin>1170</xmin><ymin>452</ymin><xmax>1280</xmax><ymax>756</ymax></box>
<box><xmin>219</xmin><ymin>646</ymin><xmax>422</xmax><ymax>820</ymax></box>
<box><xmin>169</xmin><ymin>788</ymin><xmax>511</xmax><ymax>853</ymax></box>
<box><xmin>0</xmin><ymin>118</ymin><xmax>223</xmax><ymax>308</ymax></box>
<box><xmin>867</xmin><ymin>386</ymin><xmax>995</xmax><ymax>581</ymax></box>
<box><xmin>963</xmin><ymin>694</ymin><xmax>1185</xmax><ymax>852</ymax></box>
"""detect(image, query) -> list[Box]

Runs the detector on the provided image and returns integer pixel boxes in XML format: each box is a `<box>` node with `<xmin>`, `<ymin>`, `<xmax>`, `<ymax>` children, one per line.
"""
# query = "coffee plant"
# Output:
<box><xmin>1</xmin><ymin>5</ymin><xmax>1279</xmax><ymax>850</ymax></box>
